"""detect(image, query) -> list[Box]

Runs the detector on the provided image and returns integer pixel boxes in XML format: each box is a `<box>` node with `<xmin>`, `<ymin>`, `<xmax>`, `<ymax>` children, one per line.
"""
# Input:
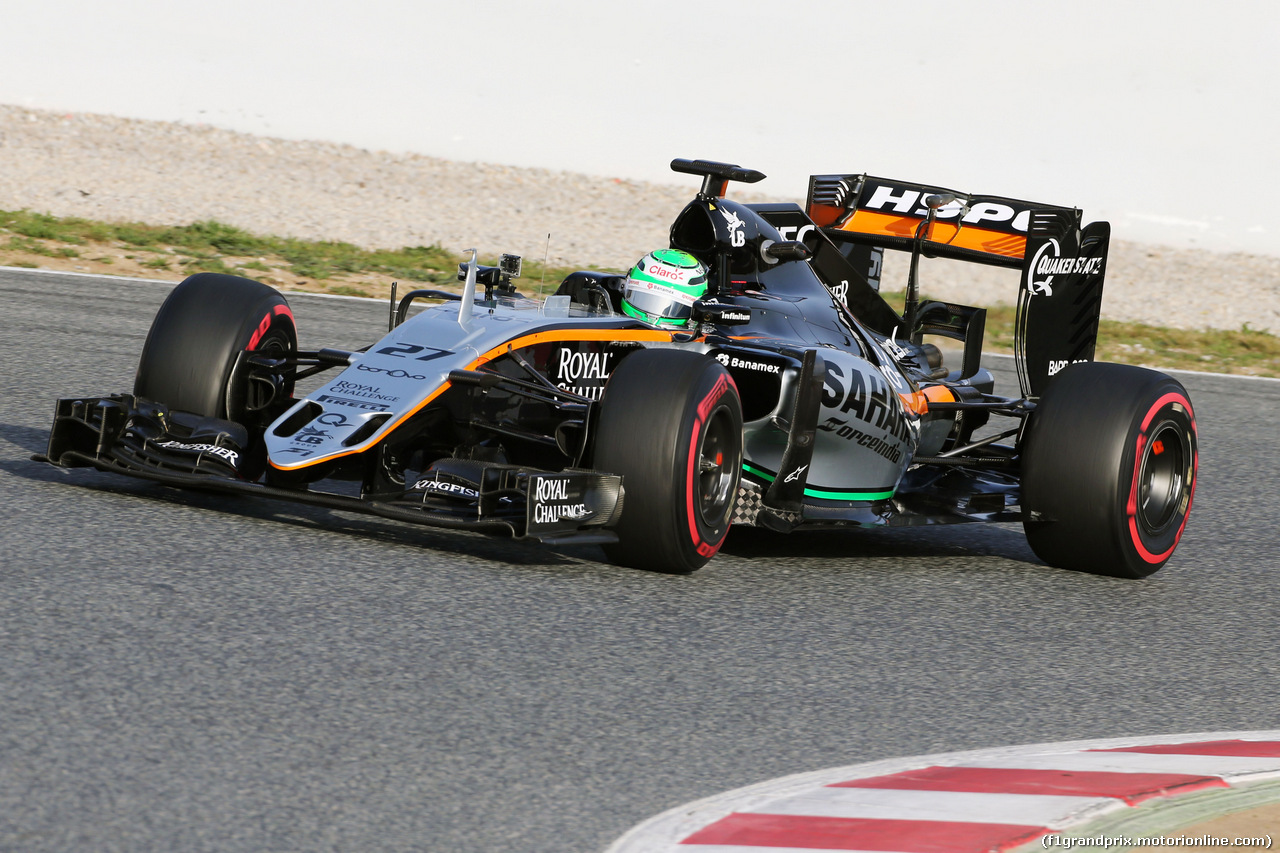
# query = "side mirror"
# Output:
<box><xmin>692</xmin><ymin>300</ymin><xmax>751</xmax><ymax>326</ymax></box>
<box><xmin>761</xmin><ymin>240</ymin><xmax>812</xmax><ymax>262</ymax></box>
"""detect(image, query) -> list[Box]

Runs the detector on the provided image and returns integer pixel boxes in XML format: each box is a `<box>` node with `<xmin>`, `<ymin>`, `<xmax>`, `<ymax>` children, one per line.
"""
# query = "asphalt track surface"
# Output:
<box><xmin>1</xmin><ymin>268</ymin><xmax>1277</xmax><ymax>853</ymax></box>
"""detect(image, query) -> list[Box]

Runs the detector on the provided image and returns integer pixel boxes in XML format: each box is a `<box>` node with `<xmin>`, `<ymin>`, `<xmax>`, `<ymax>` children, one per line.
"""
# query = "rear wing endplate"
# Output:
<box><xmin>1015</xmin><ymin>212</ymin><xmax>1109</xmax><ymax>397</ymax></box>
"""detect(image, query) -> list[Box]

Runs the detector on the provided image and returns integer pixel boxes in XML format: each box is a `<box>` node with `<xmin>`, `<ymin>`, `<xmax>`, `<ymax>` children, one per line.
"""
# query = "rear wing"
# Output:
<box><xmin>804</xmin><ymin>174</ymin><xmax>1110</xmax><ymax>396</ymax></box>
<box><xmin>808</xmin><ymin>174</ymin><xmax>1076</xmax><ymax>267</ymax></box>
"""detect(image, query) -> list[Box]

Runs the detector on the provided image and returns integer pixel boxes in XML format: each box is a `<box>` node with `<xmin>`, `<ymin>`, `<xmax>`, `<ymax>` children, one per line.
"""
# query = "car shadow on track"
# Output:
<box><xmin>3</xmin><ymin>420</ymin><xmax>1046</xmax><ymax>574</ymax></box>
<box><xmin>0</xmin><ymin>422</ymin><xmax>50</xmax><ymax>455</ymax></box>
<box><xmin>0</xmin><ymin>455</ymin><xmax>601</xmax><ymax>574</ymax></box>
<box><xmin>720</xmin><ymin>521</ymin><xmax>1046</xmax><ymax>570</ymax></box>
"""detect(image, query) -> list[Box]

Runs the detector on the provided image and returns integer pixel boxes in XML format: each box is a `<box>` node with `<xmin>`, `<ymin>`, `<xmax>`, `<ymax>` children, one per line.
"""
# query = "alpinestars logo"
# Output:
<box><xmin>784</xmin><ymin>464</ymin><xmax>808</xmax><ymax>483</ymax></box>
<box><xmin>1027</xmin><ymin>238</ymin><xmax>1104</xmax><ymax>296</ymax></box>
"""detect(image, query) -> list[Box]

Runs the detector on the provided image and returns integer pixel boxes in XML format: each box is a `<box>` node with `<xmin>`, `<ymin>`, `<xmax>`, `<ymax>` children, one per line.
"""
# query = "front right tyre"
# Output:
<box><xmin>1021</xmin><ymin>362</ymin><xmax>1197</xmax><ymax>579</ymax></box>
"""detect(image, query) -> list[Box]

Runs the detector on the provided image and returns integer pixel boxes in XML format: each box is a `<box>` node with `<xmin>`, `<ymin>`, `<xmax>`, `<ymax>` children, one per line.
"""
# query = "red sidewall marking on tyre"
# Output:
<box><xmin>686</xmin><ymin>373</ymin><xmax>737</xmax><ymax>559</ymax></box>
<box><xmin>1140</xmin><ymin>390</ymin><xmax>1194</xmax><ymax>430</ymax></box>
<box><xmin>697</xmin><ymin>373</ymin><xmax>731</xmax><ymax>422</ymax></box>
<box><xmin>247</xmin><ymin>303</ymin><xmax>295</xmax><ymax>350</ymax></box>
<box><xmin>1127</xmin><ymin>391</ymin><xmax>1197</xmax><ymax>564</ymax></box>
<box><xmin>247</xmin><ymin>312</ymin><xmax>272</xmax><ymax>350</ymax></box>
<box><xmin>685</xmin><ymin>417</ymin><xmax>714</xmax><ymax>557</ymax></box>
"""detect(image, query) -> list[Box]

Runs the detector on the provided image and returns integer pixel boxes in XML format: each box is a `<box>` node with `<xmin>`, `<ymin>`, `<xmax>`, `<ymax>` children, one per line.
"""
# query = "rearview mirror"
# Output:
<box><xmin>761</xmin><ymin>240</ymin><xmax>812</xmax><ymax>262</ymax></box>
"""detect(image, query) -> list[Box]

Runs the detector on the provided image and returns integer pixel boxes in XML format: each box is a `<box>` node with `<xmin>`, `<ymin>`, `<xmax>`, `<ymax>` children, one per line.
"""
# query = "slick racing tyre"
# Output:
<box><xmin>134</xmin><ymin>273</ymin><xmax>297</xmax><ymax>424</ymax></box>
<box><xmin>594</xmin><ymin>349</ymin><xmax>743</xmax><ymax>573</ymax></box>
<box><xmin>1021</xmin><ymin>362</ymin><xmax>1197</xmax><ymax>579</ymax></box>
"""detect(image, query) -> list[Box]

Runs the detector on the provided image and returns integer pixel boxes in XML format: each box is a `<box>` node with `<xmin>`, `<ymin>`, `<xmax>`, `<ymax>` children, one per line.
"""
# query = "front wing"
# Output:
<box><xmin>39</xmin><ymin>395</ymin><xmax>624</xmax><ymax>546</ymax></box>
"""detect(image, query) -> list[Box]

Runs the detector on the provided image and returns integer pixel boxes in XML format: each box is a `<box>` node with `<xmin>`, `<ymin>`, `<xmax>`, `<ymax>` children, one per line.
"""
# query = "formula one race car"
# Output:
<box><xmin>40</xmin><ymin>159</ymin><xmax>1198</xmax><ymax>578</ymax></box>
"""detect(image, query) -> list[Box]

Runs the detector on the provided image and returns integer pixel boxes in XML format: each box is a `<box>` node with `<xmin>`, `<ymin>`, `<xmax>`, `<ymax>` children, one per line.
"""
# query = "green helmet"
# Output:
<box><xmin>620</xmin><ymin>249</ymin><xmax>709</xmax><ymax>328</ymax></box>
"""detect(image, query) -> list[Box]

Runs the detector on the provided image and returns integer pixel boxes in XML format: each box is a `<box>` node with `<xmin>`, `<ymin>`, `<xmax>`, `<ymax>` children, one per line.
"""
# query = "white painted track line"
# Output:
<box><xmin>739</xmin><ymin>786</ymin><xmax>1102</xmax><ymax>825</ymax></box>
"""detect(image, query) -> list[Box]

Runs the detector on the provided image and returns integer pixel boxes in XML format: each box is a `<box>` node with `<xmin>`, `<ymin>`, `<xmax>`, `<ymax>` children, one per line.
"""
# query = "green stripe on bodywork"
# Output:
<box><xmin>742</xmin><ymin>462</ymin><xmax>895</xmax><ymax>501</ymax></box>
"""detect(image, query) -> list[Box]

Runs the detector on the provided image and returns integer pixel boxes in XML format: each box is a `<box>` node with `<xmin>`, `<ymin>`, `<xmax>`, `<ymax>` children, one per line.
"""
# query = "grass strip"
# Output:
<box><xmin>0</xmin><ymin>208</ymin><xmax>580</xmax><ymax>294</ymax></box>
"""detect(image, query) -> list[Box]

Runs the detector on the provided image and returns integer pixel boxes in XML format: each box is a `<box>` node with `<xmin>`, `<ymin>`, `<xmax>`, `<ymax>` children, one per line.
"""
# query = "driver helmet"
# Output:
<box><xmin>620</xmin><ymin>249</ymin><xmax>709</xmax><ymax>328</ymax></box>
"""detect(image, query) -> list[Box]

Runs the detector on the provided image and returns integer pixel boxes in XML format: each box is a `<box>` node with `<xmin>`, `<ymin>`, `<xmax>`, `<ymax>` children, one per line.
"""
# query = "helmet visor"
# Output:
<box><xmin>622</xmin><ymin>278</ymin><xmax>697</xmax><ymax>321</ymax></box>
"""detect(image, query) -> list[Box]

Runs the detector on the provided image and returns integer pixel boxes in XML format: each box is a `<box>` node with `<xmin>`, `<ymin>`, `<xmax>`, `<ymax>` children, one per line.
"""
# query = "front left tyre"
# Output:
<box><xmin>134</xmin><ymin>273</ymin><xmax>297</xmax><ymax>425</ymax></box>
<box><xmin>593</xmin><ymin>348</ymin><xmax>743</xmax><ymax>573</ymax></box>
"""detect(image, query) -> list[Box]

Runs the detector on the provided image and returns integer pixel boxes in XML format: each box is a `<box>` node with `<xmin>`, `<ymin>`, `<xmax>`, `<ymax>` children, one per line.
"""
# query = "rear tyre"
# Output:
<box><xmin>595</xmin><ymin>349</ymin><xmax>743</xmax><ymax>573</ymax></box>
<box><xmin>134</xmin><ymin>273</ymin><xmax>297</xmax><ymax>424</ymax></box>
<box><xmin>1021</xmin><ymin>362</ymin><xmax>1197</xmax><ymax>578</ymax></box>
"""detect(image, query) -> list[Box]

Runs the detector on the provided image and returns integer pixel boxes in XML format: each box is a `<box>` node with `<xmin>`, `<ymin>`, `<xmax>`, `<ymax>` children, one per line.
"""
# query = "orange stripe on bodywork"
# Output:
<box><xmin>898</xmin><ymin>384</ymin><xmax>958</xmax><ymax>416</ymax></box>
<box><xmin>899</xmin><ymin>391</ymin><xmax>929</xmax><ymax>416</ymax></box>
<box><xmin>469</xmin><ymin>328</ymin><xmax>674</xmax><ymax>367</ymax></box>
<box><xmin>836</xmin><ymin>210</ymin><xmax>1028</xmax><ymax>260</ymax></box>
<box><xmin>922</xmin><ymin>384</ymin><xmax>957</xmax><ymax>404</ymax></box>
<box><xmin>270</xmin><ymin>327</ymin><xmax>677</xmax><ymax>471</ymax></box>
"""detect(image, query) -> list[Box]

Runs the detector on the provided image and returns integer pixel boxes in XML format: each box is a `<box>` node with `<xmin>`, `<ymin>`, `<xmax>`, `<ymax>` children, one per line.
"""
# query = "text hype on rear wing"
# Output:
<box><xmin>805</xmin><ymin>174</ymin><xmax>1110</xmax><ymax>398</ymax></box>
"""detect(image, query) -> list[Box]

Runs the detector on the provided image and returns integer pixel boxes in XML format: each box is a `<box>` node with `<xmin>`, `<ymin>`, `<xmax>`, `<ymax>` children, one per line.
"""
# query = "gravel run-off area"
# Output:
<box><xmin>3</xmin><ymin>104</ymin><xmax>1279</xmax><ymax>334</ymax></box>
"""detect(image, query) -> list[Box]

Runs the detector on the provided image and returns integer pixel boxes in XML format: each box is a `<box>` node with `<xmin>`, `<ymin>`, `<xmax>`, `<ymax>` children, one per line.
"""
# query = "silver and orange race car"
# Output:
<box><xmin>41</xmin><ymin>159</ymin><xmax>1197</xmax><ymax>577</ymax></box>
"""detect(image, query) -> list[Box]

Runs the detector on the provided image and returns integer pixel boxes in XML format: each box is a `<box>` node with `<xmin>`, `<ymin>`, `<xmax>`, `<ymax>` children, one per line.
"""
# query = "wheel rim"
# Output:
<box><xmin>696</xmin><ymin>405</ymin><xmax>738</xmax><ymax>526</ymax></box>
<box><xmin>244</xmin><ymin>328</ymin><xmax>291</xmax><ymax>413</ymax></box>
<box><xmin>1136</xmin><ymin>418</ymin><xmax>1189</xmax><ymax>535</ymax></box>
